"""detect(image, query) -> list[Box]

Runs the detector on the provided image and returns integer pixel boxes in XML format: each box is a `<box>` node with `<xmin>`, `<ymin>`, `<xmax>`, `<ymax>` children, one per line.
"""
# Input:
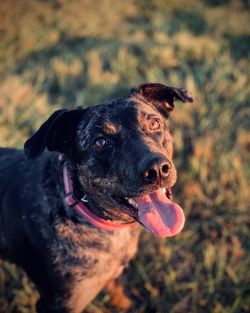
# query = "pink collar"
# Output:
<box><xmin>61</xmin><ymin>157</ymin><xmax>136</xmax><ymax>231</ymax></box>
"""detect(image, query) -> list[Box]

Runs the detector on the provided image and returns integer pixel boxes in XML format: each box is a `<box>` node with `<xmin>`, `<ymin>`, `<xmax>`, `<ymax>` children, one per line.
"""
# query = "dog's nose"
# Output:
<box><xmin>139</xmin><ymin>154</ymin><xmax>172</xmax><ymax>184</ymax></box>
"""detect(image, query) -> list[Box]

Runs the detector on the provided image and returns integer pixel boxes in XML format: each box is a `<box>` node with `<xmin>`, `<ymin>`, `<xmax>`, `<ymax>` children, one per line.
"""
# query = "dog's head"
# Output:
<box><xmin>25</xmin><ymin>83</ymin><xmax>193</xmax><ymax>237</ymax></box>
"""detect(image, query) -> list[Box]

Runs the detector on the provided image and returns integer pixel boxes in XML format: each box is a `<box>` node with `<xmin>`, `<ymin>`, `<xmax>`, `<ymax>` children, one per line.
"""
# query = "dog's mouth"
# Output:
<box><xmin>114</xmin><ymin>188</ymin><xmax>185</xmax><ymax>237</ymax></box>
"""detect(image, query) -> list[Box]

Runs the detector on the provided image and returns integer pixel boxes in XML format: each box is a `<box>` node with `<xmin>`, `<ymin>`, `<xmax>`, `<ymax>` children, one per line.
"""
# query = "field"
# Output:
<box><xmin>0</xmin><ymin>0</ymin><xmax>249</xmax><ymax>312</ymax></box>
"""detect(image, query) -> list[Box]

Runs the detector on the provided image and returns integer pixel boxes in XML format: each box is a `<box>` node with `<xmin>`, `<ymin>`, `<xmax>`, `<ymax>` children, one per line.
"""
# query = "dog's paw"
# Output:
<box><xmin>110</xmin><ymin>292</ymin><xmax>132</xmax><ymax>310</ymax></box>
<box><xmin>105</xmin><ymin>279</ymin><xmax>132</xmax><ymax>310</ymax></box>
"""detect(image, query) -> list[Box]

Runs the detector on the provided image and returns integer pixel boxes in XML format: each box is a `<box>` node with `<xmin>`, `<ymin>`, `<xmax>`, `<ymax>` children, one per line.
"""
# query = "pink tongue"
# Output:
<box><xmin>136</xmin><ymin>189</ymin><xmax>185</xmax><ymax>237</ymax></box>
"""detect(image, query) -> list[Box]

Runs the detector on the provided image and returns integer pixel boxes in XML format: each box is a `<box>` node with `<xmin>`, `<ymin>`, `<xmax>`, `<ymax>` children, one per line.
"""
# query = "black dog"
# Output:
<box><xmin>0</xmin><ymin>83</ymin><xmax>193</xmax><ymax>313</ymax></box>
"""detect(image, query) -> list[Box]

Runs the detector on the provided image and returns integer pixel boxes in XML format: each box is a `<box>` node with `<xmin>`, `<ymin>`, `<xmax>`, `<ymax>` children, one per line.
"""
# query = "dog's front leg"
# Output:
<box><xmin>36</xmin><ymin>275</ymin><xmax>113</xmax><ymax>313</ymax></box>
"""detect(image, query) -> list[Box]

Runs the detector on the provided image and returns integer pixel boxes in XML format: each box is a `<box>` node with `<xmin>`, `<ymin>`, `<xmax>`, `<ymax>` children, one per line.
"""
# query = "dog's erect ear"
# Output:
<box><xmin>24</xmin><ymin>108</ymin><xmax>86</xmax><ymax>159</ymax></box>
<box><xmin>132</xmin><ymin>83</ymin><xmax>193</xmax><ymax>118</ymax></box>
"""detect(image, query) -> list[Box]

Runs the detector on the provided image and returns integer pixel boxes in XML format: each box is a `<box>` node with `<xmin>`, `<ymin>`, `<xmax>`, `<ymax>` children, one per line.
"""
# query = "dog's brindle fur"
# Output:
<box><xmin>0</xmin><ymin>84</ymin><xmax>192</xmax><ymax>312</ymax></box>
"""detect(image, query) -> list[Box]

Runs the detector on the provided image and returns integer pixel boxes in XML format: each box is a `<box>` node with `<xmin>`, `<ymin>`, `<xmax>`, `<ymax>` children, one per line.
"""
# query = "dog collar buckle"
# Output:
<box><xmin>81</xmin><ymin>194</ymin><xmax>88</xmax><ymax>203</ymax></box>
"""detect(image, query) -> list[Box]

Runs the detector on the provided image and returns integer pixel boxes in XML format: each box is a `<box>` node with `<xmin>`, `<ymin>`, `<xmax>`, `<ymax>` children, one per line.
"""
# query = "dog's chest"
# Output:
<box><xmin>51</xmin><ymin>221</ymin><xmax>141</xmax><ymax>281</ymax></box>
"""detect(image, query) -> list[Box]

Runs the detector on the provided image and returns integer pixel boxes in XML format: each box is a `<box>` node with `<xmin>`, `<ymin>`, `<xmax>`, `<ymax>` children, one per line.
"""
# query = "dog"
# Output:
<box><xmin>0</xmin><ymin>83</ymin><xmax>193</xmax><ymax>313</ymax></box>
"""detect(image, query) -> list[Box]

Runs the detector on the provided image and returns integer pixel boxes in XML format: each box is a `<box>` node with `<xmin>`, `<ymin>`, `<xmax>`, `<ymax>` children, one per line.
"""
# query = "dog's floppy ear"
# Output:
<box><xmin>24</xmin><ymin>108</ymin><xmax>86</xmax><ymax>159</ymax></box>
<box><xmin>132</xmin><ymin>83</ymin><xmax>193</xmax><ymax>118</ymax></box>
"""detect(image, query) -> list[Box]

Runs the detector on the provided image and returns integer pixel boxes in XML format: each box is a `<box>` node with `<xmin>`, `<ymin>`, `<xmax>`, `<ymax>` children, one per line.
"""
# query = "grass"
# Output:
<box><xmin>0</xmin><ymin>0</ymin><xmax>249</xmax><ymax>312</ymax></box>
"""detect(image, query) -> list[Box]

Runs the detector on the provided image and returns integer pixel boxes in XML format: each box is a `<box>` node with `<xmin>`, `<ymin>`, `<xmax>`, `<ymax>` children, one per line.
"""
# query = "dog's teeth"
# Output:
<box><xmin>128</xmin><ymin>199</ymin><xmax>134</xmax><ymax>205</ymax></box>
<box><xmin>162</xmin><ymin>188</ymin><xmax>166</xmax><ymax>193</ymax></box>
<box><xmin>128</xmin><ymin>198</ymin><xmax>138</xmax><ymax>208</ymax></box>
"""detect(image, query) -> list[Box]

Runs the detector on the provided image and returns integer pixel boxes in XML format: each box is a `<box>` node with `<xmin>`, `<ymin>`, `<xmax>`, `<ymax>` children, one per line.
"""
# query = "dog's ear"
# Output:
<box><xmin>24</xmin><ymin>108</ymin><xmax>86</xmax><ymax>159</ymax></box>
<box><xmin>132</xmin><ymin>83</ymin><xmax>193</xmax><ymax>118</ymax></box>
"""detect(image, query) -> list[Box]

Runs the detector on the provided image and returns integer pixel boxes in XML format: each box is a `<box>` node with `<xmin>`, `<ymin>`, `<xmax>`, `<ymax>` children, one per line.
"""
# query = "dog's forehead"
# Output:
<box><xmin>89</xmin><ymin>97</ymin><xmax>161</xmax><ymax>129</ymax></box>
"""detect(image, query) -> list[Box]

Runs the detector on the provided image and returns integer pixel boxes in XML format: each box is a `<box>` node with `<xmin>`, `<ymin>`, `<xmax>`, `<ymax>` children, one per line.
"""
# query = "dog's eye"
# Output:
<box><xmin>93</xmin><ymin>137</ymin><xmax>107</xmax><ymax>150</ymax></box>
<box><xmin>148</xmin><ymin>118</ymin><xmax>161</xmax><ymax>131</ymax></box>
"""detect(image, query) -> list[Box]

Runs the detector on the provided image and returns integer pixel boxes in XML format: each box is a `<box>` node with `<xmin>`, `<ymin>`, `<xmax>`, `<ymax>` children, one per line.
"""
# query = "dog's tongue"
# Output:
<box><xmin>136</xmin><ymin>189</ymin><xmax>185</xmax><ymax>237</ymax></box>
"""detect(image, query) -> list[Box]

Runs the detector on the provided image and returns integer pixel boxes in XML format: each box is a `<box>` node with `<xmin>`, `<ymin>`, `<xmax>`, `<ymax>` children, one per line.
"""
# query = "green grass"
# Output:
<box><xmin>0</xmin><ymin>0</ymin><xmax>249</xmax><ymax>312</ymax></box>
